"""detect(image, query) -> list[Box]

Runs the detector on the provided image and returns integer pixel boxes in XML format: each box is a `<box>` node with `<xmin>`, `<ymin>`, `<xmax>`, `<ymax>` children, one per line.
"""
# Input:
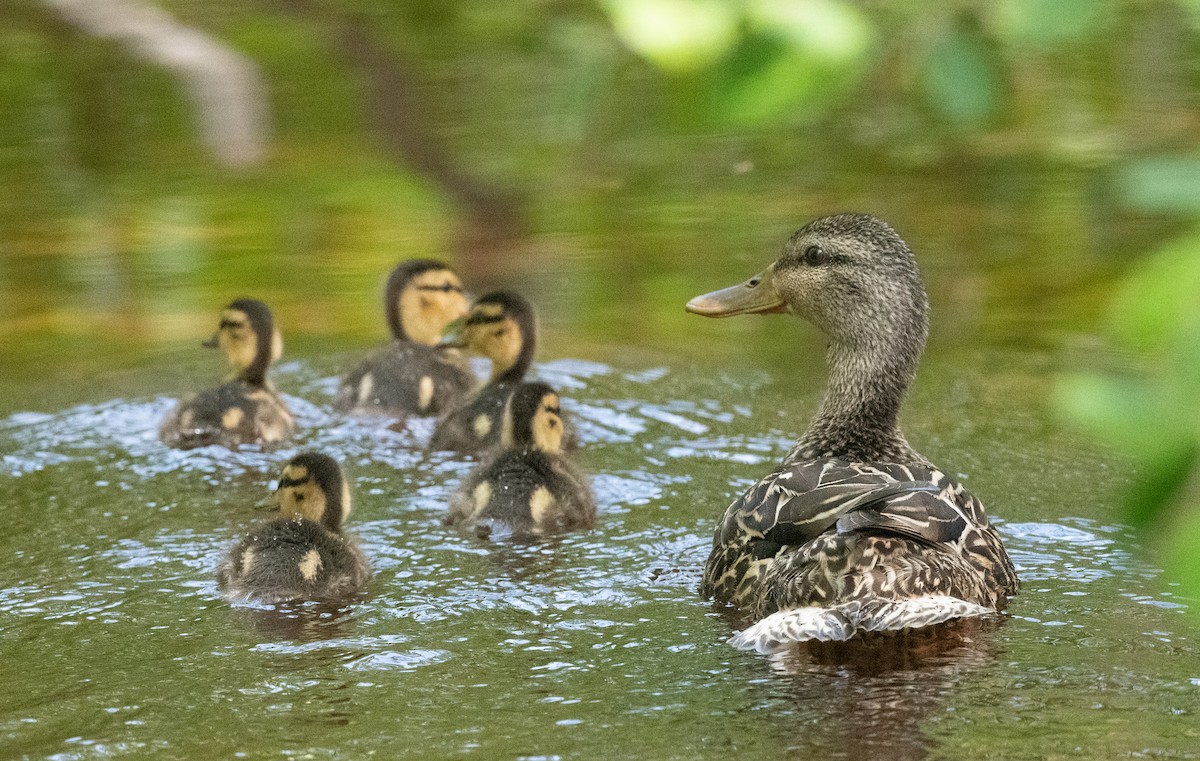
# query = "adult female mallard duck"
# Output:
<box><xmin>447</xmin><ymin>382</ymin><xmax>594</xmax><ymax>538</ymax></box>
<box><xmin>334</xmin><ymin>259</ymin><xmax>476</xmax><ymax>417</ymax></box>
<box><xmin>428</xmin><ymin>291</ymin><xmax>538</xmax><ymax>453</ymax></box>
<box><xmin>686</xmin><ymin>213</ymin><xmax>1018</xmax><ymax>654</ymax></box>
<box><xmin>217</xmin><ymin>452</ymin><xmax>370</xmax><ymax>604</ymax></box>
<box><xmin>160</xmin><ymin>298</ymin><xmax>294</xmax><ymax>449</ymax></box>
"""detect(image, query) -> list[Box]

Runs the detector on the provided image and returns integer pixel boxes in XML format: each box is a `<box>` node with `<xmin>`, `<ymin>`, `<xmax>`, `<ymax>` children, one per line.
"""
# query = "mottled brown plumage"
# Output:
<box><xmin>687</xmin><ymin>213</ymin><xmax>1017</xmax><ymax>652</ymax></box>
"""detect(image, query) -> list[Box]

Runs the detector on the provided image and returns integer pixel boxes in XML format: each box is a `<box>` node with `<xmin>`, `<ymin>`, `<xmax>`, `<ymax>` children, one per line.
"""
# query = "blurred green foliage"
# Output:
<box><xmin>6</xmin><ymin>0</ymin><xmax>1200</xmax><ymax>607</ymax></box>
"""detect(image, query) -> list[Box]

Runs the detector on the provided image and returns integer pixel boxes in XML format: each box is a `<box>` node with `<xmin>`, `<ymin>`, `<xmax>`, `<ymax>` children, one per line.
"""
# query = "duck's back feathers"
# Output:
<box><xmin>447</xmin><ymin>449</ymin><xmax>594</xmax><ymax>538</ymax></box>
<box><xmin>429</xmin><ymin>382</ymin><xmax>515</xmax><ymax>453</ymax></box>
<box><xmin>702</xmin><ymin>458</ymin><xmax>1016</xmax><ymax>633</ymax></box>
<box><xmin>217</xmin><ymin>518</ymin><xmax>369</xmax><ymax>604</ymax></box>
<box><xmin>334</xmin><ymin>342</ymin><xmax>476</xmax><ymax>417</ymax></box>
<box><xmin>160</xmin><ymin>381</ymin><xmax>293</xmax><ymax>450</ymax></box>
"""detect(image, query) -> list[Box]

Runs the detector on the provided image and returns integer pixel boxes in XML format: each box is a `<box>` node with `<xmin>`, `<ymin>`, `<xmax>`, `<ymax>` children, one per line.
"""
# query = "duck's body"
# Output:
<box><xmin>161</xmin><ymin>299</ymin><xmax>293</xmax><ymax>449</ymax></box>
<box><xmin>447</xmin><ymin>383</ymin><xmax>594</xmax><ymax>538</ymax></box>
<box><xmin>335</xmin><ymin>260</ymin><xmax>476</xmax><ymax>417</ymax></box>
<box><xmin>218</xmin><ymin>452</ymin><xmax>369</xmax><ymax>604</ymax></box>
<box><xmin>431</xmin><ymin>292</ymin><xmax>542</xmax><ymax>453</ymax></box>
<box><xmin>687</xmin><ymin>213</ymin><xmax>1017</xmax><ymax>653</ymax></box>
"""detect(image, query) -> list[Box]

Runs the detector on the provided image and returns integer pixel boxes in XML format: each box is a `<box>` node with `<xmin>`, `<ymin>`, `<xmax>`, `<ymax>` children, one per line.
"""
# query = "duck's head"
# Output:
<box><xmin>686</xmin><ymin>213</ymin><xmax>929</xmax><ymax>355</ymax></box>
<box><xmin>384</xmin><ymin>259</ymin><xmax>469</xmax><ymax>346</ymax></box>
<box><xmin>453</xmin><ymin>291</ymin><xmax>537</xmax><ymax>383</ymax></box>
<box><xmin>273</xmin><ymin>452</ymin><xmax>351</xmax><ymax>533</ymax></box>
<box><xmin>501</xmin><ymin>382</ymin><xmax>564</xmax><ymax>453</ymax></box>
<box><xmin>203</xmin><ymin>298</ymin><xmax>282</xmax><ymax>386</ymax></box>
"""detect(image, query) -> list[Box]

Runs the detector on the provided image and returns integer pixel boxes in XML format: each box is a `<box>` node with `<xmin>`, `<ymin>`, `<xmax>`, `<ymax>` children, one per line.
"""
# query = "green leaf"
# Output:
<box><xmin>713</xmin><ymin>0</ymin><xmax>873</xmax><ymax>126</ymax></box>
<box><xmin>1108</xmin><ymin>230</ymin><xmax>1200</xmax><ymax>350</ymax></box>
<box><xmin>1116</xmin><ymin>155</ymin><xmax>1200</xmax><ymax>215</ymax></box>
<box><xmin>602</xmin><ymin>0</ymin><xmax>739</xmax><ymax>72</ymax></box>
<box><xmin>993</xmin><ymin>0</ymin><xmax>1111</xmax><ymax>48</ymax></box>
<box><xmin>920</xmin><ymin>20</ymin><xmax>1001</xmax><ymax>128</ymax></box>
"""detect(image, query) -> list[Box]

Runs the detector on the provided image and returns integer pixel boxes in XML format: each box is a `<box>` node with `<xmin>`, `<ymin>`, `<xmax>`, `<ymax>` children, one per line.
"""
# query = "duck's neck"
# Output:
<box><xmin>788</xmin><ymin>338</ymin><xmax>927</xmax><ymax>464</ymax></box>
<box><xmin>490</xmin><ymin>335</ymin><xmax>534</xmax><ymax>385</ymax></box>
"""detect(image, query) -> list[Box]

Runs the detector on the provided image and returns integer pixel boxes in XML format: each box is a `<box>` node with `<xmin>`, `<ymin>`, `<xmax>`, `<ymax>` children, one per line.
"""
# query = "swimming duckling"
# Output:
<box><xmin>160</xmin><ymin>298</ymin><xmax>294</xmax><ymax>449</ymax></box>
<box><xmin>686</xmin><ymin>213</ymin><xmax>1017</xmax><ymax>653</ymax></box>
<box><xmin>217</xmin><ymin>452</ymin><xmax>370</xmax><ymax>604</ymax></box>
<box><xmin>334</xmin><ymin>259</ymin><xmax>476</xmax><ymax>417</ymax></box>
<box><xmin>428</xmin><ymin>291</ymin><xmax>538</xmax><ymax>453</ymax></box>
<box><xmin>447</xmin><ymin>382</ymin><xmax>594</xmax><ymax>538</ymax></box>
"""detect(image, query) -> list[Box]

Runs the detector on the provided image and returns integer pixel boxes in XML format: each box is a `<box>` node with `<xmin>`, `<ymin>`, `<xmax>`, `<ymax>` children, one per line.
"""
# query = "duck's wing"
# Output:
<box><xmin>737</xmin><ymin>460</ymin><xmax>972</xmax><ymax>549</ymax></box>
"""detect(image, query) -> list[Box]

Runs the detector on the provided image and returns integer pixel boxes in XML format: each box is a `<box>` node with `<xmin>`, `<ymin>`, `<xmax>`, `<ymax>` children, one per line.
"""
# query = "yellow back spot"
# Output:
<box><xmin>357</xmin><ymin>373</ymin><xmax>376</xmax><ymax>406</ymax></box>
<box><xmin>473</xmin><ymin>413</ymin><xmax>492</xmax><ymax>439</ymax></box>
<box><xmin>241</xmin><ymin>547</ymin><xmax>256</xmax><ymax>575</ymax></box>
<box><xmin>472</xmin><ymin>481</ymin><xmax>492</xmax><ymax>517</ymax></box>
<box><xmin>529</xmin><ymin>486</ymin><xmax>555</xmax><ymax>530</ymax></box>
<box><xmin>221</xmin><ymin>407</ymin><xmax>245</xmax><ymax>430</ymax></box>
<box><xmin>298</xmin><ymin>549</ymin><xmax>323</xmax><ymax>581</ymax></box>
<box><xmin>417</xmin><ymin>376</ymin><xmax>435</xmax><ymax>412</ymax></box>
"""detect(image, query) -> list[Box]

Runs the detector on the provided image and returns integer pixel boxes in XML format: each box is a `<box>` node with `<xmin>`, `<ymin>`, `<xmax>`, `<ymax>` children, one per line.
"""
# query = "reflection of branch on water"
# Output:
<box><xmin>277</xmin><ymin>0</ymin><xmax>525</xmax><ymax>258</ymax></box>
<box><xmin>42</xmin><ymin>0</ymin><xmax>268</xmax><ymax>168</ymax></box>
<box><xmin>746</xmin><ymin>617</ymin><xmax>1005</xmax><ymax>761</ymax></box>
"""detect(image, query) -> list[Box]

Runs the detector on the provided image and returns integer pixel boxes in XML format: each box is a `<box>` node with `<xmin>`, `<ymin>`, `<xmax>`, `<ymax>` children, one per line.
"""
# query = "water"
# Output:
<box><xmin>1</xmin><ymin>348</ymin><xmax>1198</xmax><ymax>760</ymax></box>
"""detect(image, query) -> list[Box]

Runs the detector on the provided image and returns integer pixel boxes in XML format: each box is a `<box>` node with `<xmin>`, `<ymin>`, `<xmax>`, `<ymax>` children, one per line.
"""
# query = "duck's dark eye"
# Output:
<box><xmin>747</xmin><ymin>276</ymin><xmax>761</xmax><ymax>288</ymax></box>
<box><xmin>803</xmin><ymin>245</ymin><xmax>826</xmax><ymax>266</ymax></box>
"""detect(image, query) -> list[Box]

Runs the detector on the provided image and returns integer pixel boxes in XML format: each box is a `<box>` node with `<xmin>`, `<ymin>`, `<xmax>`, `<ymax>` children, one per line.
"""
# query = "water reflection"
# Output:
<box><xmin>236</xmin><ymin>601</ymin><xmax>359</xmax><ymax>644</ymax></box>
<box><xmin>765</xmin><ymin>618</ymin><xmax>1004</xmax><ymax>761</ymax></box>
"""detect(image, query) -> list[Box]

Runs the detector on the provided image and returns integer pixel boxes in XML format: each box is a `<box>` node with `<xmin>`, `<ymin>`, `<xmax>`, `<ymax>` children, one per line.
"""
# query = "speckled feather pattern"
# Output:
<box><xmin>696</xmin><ymin>213</ymin><xmax>1017</xmax><ymax>648</ymax></box>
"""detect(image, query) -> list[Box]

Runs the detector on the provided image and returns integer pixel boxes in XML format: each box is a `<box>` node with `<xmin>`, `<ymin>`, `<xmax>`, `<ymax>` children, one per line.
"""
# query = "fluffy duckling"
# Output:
<box><xmin>217</xmin><ymin>452</ymin><xmax>370</xmax><ymax>604</ymax></box>
<box><xmin>160</xmin><ymin>298</ymin><xmax>294</xmax><ymax>449</ymax></box>
<box><xmin>447</xmin><ymin>382</ymin><xmax>594</xmax><ymax>538</ymax></box>
<box><xmin>334</xmin><ymin>259</ymin><xmax>476</xmax><ymax>416</ymax></box>
<box><xmin>687</xmin><ymin>213</ymin><xmax>1017</xmax><ymax>653</ymax></box>
<box><xmin>428</xmin><ymin>291</ymin><xmax>538</xmax><ymax>453</ymax></box>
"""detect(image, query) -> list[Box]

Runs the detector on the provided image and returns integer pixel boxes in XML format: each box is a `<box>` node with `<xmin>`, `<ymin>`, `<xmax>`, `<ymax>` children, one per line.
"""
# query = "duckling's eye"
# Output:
<box><xmin>492</xmin><ymin>328</ymin><xmax>506</xmax><ymax>338</ymax></box>
<box><xmin>803</xmin><ymin>245</ymin><xmax>829</xmax><ymax>266</ymax></box>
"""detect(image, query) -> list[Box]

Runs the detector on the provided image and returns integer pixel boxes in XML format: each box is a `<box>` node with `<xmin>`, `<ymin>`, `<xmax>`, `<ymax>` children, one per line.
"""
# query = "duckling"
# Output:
<box><xmin>686</xmin><ymin>213</ymin><xmax>1017</xmax><ymax>653</ymax></box>
<box><xmin>428</xmin><ymin>291</ymin><xmax>538</xmax><ymax>453</ymax></box>
<box><xmin>334</xmin><ymin>259</ymin><xmax>476</xmax><ymax>417</ymax></box>
<box><xmin>447</xmin><ymin>382</ymin><xmax>594</xmax><ymax>538</ymax></box>
<box><xmin>160</xmin><ymin>298</ymin><xmax>294</xmax><ymax>449</ymax></box>
<box><xmin>217</xmin><ymin>452</ymin><xmax>370</xmax><ymax>604</ymax></box>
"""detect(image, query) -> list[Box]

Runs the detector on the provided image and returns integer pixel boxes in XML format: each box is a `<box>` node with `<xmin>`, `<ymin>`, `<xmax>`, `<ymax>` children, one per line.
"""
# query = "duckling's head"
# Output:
<box><xmin>274</xmin><ymin>452</ymin><xmax>351</xmax><ymax>533</ymax></box>
<box><xmin>384</xmin><ymin>259</ymin><xmax>469</xmax><ymax>346</ymax></box>
<box><xmin>204</xmin><ymin>298</ymin><xmax>282</xmax><ymax>386</ymax></box>
<box><xmin>458</xmin><ymin>291</ymin><xmax>537</xmax><ymax>383</ymax></box>
<box><xmin>501</xmin><ymin>382</ymin><xmax>564</xmax><ymax>453</ymax></box>
<box><xmin>686</xmin><ymin>213</ymin><xmax>928</xmax><ymax>355</ymax></box>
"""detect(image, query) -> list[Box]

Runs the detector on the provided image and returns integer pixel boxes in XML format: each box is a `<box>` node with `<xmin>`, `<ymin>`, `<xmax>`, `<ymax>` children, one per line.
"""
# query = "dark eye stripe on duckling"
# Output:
<box><xmin>465</xmin><ymin>313</ymin><xmax>505</xmax><ymax>326</ymax></box>
<box><xmin>416</xmin><ymin>283</ymin><xmax>465</xmax><ymax>293</ymax></box>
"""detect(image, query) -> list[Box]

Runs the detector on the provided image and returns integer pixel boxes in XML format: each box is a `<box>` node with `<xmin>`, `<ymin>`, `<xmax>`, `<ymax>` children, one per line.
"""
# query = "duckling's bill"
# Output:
<box><xmin>686</xmin><ymin>267</ymin><xmax>787</xmax><ymax>317</ymax></box>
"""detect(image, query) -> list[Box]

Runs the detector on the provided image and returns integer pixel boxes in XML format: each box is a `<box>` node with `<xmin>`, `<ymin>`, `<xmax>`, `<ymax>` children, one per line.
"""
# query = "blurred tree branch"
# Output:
<box><xmin>277</xmin><ymin>0</ymin><xmax>525</xmax><ymax>255</ymax></box>
<box><xmin>42</xmin><ymin>0</ymin><xmax>268</xmax><ymax>168</ymax></box>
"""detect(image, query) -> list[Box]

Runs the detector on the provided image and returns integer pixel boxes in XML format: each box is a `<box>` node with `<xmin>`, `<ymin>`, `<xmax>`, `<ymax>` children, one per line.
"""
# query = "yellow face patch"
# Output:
<box><xmin>282</xmin><ymin>464</ymin><xmax>309</xmax><ymax>482</ymax></box>
<box><xmin>531</xmin><ymin>393</ymin><xmax>564</xmax><ymax>453</ymax></box>
<box><xmin>464</xmin><ymin>316</ymin><xmax>523</xmax><ymax>378</ymax></box>
<box><xmin>399</xmin><ymin>269</ymin><xmax>468</xmax><ymax>346</ymax></box>
<box><xmin>278</xmin><ymin>478</ymin><xmax>326</xmax><ymax>524</ymax></box>
<box><xmin>217</xmin><ymin>309</ymin><xmax>258</xmax><ymax>373</ymax></box>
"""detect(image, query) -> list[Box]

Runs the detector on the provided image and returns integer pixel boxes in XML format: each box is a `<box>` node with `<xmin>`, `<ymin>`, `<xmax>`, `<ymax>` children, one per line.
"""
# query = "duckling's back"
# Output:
<box><xmin>335</xmin><ymin>342</ymin><xmax>475</xmax><ymax>416</ymax></box>
<box><xmin>161</xmin><ymin>381</ymin><xmax>293</xmax><ymax>450</ymax></box>
<box><xmin>217</xmin><ymin>518</ymin><xmax>369</xmax><ymax>604</ymax></box>
<box><xmin>448</xmin><ymin>450</ymin><xmax>594</xmax><ymax>538</ymax></box>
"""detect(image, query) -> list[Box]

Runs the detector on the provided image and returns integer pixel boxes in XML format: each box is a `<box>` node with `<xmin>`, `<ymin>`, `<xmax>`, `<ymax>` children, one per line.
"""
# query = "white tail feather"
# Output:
<box><xmin>729</xmin><ymin>596</ymin><xmax>995</xmax><ymax>654</ymax></box>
